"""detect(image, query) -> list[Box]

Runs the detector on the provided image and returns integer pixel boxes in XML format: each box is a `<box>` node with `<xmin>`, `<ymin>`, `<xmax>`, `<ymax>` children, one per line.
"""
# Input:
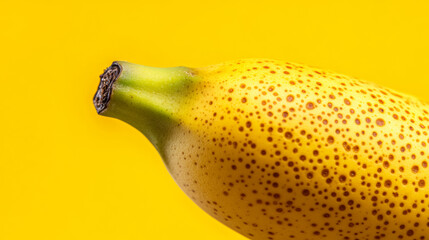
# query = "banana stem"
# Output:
<box><xmin>94</xmin><ymin>62</ymin><xmax>122</xmax><ymax>114</ymax></box>
<box><xmin>93</xmin><ymin>61</ymin><xmax>196</xmax><ymax>152</ymax></box>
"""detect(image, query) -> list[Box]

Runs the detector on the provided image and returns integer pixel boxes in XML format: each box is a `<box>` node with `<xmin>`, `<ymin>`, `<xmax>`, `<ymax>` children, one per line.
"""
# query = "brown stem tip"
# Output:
<box><xmin>93</xmin><ymin>62</ymin><xmax>122</xmax><ymax>114</ymax></box>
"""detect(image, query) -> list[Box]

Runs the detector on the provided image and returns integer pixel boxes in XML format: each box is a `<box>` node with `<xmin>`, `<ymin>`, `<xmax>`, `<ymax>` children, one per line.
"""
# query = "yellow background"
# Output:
<box><xmin>1</xmin><ymin>1</ymin><xmax>429</xmax><ymax>239</ymax></box>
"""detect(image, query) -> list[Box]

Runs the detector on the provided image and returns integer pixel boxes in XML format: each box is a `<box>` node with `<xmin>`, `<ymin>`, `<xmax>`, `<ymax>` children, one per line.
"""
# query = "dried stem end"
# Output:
<box><xmin>93</xmin><ymin>62</ymin><xmax>122</xmax><ymax>114</ymax></box>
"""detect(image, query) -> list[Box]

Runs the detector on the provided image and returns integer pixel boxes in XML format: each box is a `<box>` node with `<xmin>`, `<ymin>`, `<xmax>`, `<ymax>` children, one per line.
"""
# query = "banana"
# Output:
<box><xmin>94</xmin><ymin>59</ymin><xmax>429</xmax><ymax>240</ymax></box>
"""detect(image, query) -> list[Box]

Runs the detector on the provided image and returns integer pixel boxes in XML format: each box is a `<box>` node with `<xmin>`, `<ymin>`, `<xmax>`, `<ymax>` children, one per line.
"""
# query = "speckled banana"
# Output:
<box><xmin>94</xmin><ymin>59</ymin><xmax>429</xmax><ymax>240</ymax></box>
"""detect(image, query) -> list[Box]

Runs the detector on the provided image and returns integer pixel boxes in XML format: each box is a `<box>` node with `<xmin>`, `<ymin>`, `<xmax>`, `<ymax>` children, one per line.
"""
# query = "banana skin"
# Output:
<box><xmin>94</xmin><ymin>59</ymin><xmax>429</xmax><ymax>240</ymax></box>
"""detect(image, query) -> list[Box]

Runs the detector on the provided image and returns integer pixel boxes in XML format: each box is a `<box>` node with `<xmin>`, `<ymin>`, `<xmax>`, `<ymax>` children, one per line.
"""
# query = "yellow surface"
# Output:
<box><xmin>0</xmin><ymin>1</ymin><xmax>428</xmax><ymax>240</ymax></box>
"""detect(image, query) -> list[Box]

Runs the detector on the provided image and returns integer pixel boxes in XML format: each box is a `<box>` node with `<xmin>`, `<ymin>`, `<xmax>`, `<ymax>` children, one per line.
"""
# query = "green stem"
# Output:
<box><xmin>93</xmin><ymin>61</ymin><xmax>195</xmax><ymax>153</ymax></box>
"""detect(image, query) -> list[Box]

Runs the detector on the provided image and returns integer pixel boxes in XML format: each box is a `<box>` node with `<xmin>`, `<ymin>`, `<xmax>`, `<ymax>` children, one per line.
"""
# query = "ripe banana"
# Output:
<box><xmin>94</xmin><ymin>59</ymin><xmax>429</xmax><ymax>240</ymax></box>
